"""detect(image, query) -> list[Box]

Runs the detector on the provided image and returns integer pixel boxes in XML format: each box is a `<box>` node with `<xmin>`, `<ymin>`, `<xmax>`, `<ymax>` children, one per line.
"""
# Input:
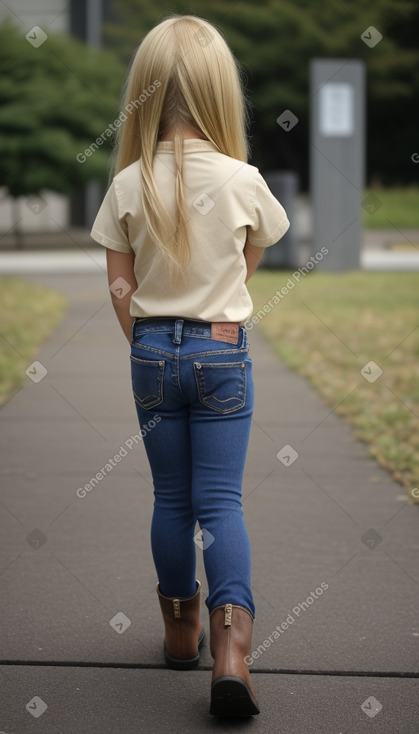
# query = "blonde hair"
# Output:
<box><xmin>113</xmin><ymin>15</ymin><xmax>248</xmax><ymax>276</ymax></box>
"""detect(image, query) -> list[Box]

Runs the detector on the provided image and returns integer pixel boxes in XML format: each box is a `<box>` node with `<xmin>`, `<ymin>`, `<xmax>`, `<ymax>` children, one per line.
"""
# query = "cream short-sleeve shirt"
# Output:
<box><xmin>91</xmin><ymin>139</ymin><xmax>289</xmax><ymax>324</ymax></box>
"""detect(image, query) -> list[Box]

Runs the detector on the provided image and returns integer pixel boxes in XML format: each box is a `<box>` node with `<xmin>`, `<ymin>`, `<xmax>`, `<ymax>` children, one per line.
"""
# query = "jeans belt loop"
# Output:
<box><xmin>173</xmin><ymin>319</ymin><xmax>184</xmax><ymax>344</ymax></box>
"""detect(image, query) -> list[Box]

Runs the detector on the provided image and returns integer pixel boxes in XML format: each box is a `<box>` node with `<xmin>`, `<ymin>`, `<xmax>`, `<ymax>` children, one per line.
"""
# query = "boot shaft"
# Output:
<box><xmin>210</xmin><ymin>603</ymin><xmax>255</xmax><ymax>677</ymax></box>
<box><xmin>157</xmin><ymin>580</ymin><xmax>204</xmax><ymax>666</ymax></box>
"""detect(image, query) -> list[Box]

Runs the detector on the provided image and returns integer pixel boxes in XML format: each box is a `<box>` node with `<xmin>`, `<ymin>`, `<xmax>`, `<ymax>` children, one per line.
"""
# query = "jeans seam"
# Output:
<box><xmin>180</xmin><ymin>348</ymin><xmax>249</xmax><ymax>360</ymax></box>
<box><xmin>131</xmin><ymin>343</ymin><xmax>173</xmax><ymax>358</ymax></box>
<box><xmin>174</xmin><ymin>348</ymin><xmax>187</xmax><ymax>399</ymax></box>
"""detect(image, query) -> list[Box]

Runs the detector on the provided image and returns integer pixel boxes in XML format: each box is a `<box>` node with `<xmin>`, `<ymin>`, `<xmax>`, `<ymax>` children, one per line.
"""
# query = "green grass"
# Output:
<box><xmin>0</xmin><ymin>277</ymin><xmax>67</xmax><ymax>404</ymax></box>
<box><xmin>363</xmin><ymin>186</ymin><xmax>419</xmax><ymax>229</ymax></box>
<box><xmin>248</xmin><ymin>270</ymin><xmax>419</xmax><ymax>498</ymax></box>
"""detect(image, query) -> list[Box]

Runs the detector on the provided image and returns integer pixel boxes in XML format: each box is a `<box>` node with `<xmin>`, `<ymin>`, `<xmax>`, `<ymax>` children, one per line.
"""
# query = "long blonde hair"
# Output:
<box><xmin>113</xmin><ymin>15</ymin><xmax>248</xmax><ymax>275</ymax></box>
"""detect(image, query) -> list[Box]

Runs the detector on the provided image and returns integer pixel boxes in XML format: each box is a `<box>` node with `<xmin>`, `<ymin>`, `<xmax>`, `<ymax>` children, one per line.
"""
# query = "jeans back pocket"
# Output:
<box><xmin>193</xmin><ymin>361</ymin><xmax>246</xmax><ymax>414</ymax></box>
<box><xmin>130</xmin><ymin>355</ymin><xmax>165</xmax><ymax>410</ymax></box>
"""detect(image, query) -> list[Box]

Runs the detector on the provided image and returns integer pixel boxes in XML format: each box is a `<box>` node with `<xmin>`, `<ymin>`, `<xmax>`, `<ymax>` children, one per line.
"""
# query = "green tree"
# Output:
<box><xmin>105</xmin><ymin>0</ymin><xmax>419</xmax><ymax>186</ymax></box>
<box><xmin>0</xmin><ymin>20</ymin><xmax>124</xmax><ymax>246</ymax></box>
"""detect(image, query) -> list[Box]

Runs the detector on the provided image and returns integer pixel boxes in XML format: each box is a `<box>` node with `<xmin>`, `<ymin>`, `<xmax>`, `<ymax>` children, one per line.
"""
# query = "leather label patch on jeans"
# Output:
<box><xmin>211</xmin><ymin>322</ymin><xmax>239</xmax><ymax>344</ymax></box>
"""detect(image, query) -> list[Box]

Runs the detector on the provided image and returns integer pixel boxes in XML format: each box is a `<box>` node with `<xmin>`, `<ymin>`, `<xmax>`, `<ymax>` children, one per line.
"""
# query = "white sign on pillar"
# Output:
<box><xmin>319</xmin><ymin>83</ymin><xmax>354</xmax><ymax>137</ymax></box>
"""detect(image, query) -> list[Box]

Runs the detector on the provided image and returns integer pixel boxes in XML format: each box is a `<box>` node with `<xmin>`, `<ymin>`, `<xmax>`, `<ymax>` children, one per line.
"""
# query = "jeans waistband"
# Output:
<box><xmin>131</xmin><ymin>318</ymin><xmax>246</xmax><ymax>347</ymax></box>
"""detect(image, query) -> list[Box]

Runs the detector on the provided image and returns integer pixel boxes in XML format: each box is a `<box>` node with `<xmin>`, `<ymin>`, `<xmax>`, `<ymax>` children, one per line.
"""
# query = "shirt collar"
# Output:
<box><xmin>156</xmin><ymin>138</ymin><xmax>220</xmax><ymax>154</ymax></box>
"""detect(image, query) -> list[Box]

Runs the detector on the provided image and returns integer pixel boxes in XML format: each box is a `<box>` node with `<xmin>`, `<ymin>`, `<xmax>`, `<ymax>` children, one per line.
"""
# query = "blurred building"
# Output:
<box><xmin>0</xmin><ymin>0</ymin><xmax>111</xmax><ymax>235</ymax></box>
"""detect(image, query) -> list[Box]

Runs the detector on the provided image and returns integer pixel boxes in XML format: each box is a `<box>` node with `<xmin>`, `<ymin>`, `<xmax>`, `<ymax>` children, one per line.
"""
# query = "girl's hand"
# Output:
<box><xmin>105</xmin><ymin>249</ymin><xmax>137</xmax><ymax>342</ymax></box>
<box><xmin>244</xmin><ymin>237</ymin><xmax>264</xmax><ymax>282</ymax></box>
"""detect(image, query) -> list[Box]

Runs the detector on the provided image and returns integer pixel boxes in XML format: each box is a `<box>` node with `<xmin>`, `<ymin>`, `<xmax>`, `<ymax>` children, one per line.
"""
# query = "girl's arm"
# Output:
<box><xmin>244</xmin><ymin>239</ymin><xmax>264</xmax><ymax>282</ymax></box>
<box><xmin>105</xmin><ymin>249</ymin><xmax>137</xmax><ymax>342</ymax></box>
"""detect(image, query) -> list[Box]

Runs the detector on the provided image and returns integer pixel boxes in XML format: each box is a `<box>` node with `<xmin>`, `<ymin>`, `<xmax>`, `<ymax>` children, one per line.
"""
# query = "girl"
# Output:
<box><xmin>91</xmin><ymin>14</ymin><xmax>289</xmax><ymax>717</ymax></box>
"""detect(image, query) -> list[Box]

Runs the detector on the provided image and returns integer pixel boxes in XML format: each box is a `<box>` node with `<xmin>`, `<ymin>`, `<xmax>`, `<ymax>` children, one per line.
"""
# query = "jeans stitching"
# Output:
<box><xmin>131</xmin><ymin>343</ymin><xmax>173</xmax><ymax>358</ymax></box>
<box><xmin>180</xmin><ymin>348</ymin><xmax>249</xmax><ymax>360</ymax></box>
<box><xmin>132</xmin><ymin>344</ymin><xmax>249</xmax><ymax>360</ymax></box>
<box><xmin>193</xmin><ymin>362</ymin><xmax>247</xmax><ymax>415</ymax></box>
<box><xmin>130</xmin><ymin>356</ymin><xmax>165</xmax><ymax>409</ymax></box>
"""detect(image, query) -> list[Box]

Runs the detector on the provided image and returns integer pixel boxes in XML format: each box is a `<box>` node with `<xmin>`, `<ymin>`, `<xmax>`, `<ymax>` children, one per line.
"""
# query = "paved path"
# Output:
<box><xmin>0</xmin><ymin>273</ymin><xmax>418</xmax><ymax>733</ymax></box>
<box><xmin>2</xmin><ymin>236</ymin><xmax>419</xmax><ymax>273</ymax></box>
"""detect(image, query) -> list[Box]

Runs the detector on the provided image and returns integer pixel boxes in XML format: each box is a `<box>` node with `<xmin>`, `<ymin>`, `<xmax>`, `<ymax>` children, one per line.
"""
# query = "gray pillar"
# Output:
<box><xmin>261</xmin><ymin>171</ymin><xmax>299</xmax><ymax>268</ymax></box>
<box><xmin>310</xmin><ymin>59</ymin><xmax>365</xmax><ymax>270</ymax></box>
<box><xmin>86</xmin><ymin>0</ymin><xmax>103</xmax><ymax>46</ymax></box>
<box><xmin>85</xmin><ymin>0</ymin><xmax>104</xmax><ymax>228</ymax></box>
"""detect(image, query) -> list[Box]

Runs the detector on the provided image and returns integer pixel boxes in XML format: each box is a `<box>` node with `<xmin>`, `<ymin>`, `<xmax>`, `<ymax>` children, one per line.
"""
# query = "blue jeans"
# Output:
<box><xmin>130</xmin><ymin>317</ymin><xmax>255</xmax><ymax>617</ymax></box>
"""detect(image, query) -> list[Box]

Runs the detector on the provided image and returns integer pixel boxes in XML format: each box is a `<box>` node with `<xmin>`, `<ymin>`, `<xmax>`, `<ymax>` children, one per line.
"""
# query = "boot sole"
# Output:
<box><xmin>210</xmin><ymin>676</ymin><xmax>260</xmax><ymax>717</ymax></box>
<box><xmin>164</xmin><ymin>627</ymin><xmax>205</xmax><ymax>671</ymax></box>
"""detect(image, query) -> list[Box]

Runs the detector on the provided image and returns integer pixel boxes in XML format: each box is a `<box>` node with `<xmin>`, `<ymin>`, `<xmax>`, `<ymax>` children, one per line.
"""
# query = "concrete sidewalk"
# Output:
<box><xmin>0</xmin><ymin>273</ymin><xmax>418</xmax><ymax>733</ymax></box>
<box><xmin>2</xmin><ymin>233</ymin><xmax>419</xmax><ymax>273</ymax></box>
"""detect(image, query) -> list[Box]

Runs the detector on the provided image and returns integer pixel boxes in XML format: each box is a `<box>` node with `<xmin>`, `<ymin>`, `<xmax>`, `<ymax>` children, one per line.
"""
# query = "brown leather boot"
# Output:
<box><xmin>156</xmin><ymin>579</ymin><xmax>205</xmax><ymax>670</ymax></box>
<box><xmin>209</xmin><ymin>603</ymin><xmax>260</xmax><ymax>716</ymax></box>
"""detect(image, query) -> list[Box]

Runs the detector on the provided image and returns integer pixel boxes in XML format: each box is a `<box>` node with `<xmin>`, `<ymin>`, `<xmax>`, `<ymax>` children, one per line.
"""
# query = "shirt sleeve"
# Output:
<box><xmin>90</xmin><ymin>180</ymin><xmax>133</xmax><ymax>253</ymax></box>
<box><xmin>246</xmin><ymin>171</ymin><xmax>290</xmax><ymax>247</ymax></box>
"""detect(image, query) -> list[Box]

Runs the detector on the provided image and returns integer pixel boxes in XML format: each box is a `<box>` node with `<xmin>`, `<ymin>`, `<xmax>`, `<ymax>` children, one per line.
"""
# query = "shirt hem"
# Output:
<box><xmin>247</xmin><ymin>216</ymin><xmax>290</xmax><ymax>247</ymax></box>
<box><xmin>90</xmin><ymin>230</ymin><xmax>133</xmax><ymax>254</ymax></box>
